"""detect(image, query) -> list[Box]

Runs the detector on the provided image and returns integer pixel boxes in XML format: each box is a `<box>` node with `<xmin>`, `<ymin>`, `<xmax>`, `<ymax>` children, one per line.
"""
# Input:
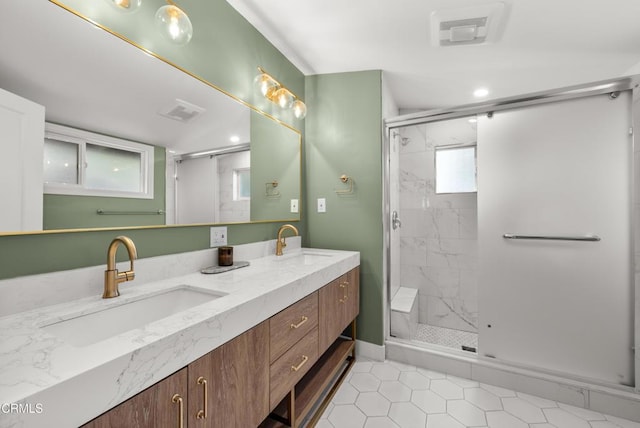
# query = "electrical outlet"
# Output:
<box><xmin>290</xmin><ymin>199</ymin><xmax>299</xmax><ymax>213</ymax></box>
<box><xmin>317</xmin><ymin>198</ymin><xmax>326</xmax><ymax>213</ymax></box>
<box><xmin>210</xmin><ymin>226</ymin><xmax>227</xmax><ymax>247</ymax></box>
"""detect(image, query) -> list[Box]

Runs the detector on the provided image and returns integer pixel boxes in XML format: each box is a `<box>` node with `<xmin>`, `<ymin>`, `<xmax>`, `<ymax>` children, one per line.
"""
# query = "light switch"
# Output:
<box><xmin>210</xmin><ymin>226</ymin><xmax>227</xmax><ymax>247</ymax></box>
<box><xmin>290</xmin><ymin>199</ymin><xmax>299</xmax><ymax>213</ymax></box>
<box><xmin>317</xmin><ymin>198</ymin><xmax>326</xmax><ymax>213</ymax></box>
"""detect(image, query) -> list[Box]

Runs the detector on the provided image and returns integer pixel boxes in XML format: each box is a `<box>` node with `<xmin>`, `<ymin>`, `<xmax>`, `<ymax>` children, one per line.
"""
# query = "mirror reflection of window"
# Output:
<box><xmin>43</xmin><ymin>123</ymin><xmax>154</xmax><ymax>199</ymax></box>
<box><xmin>435</xmin><ymin>145</ymin><xmax>477</xmax><ymax>194</ymax></box>
<box><xmin>85</xmin><ymin>144</ymin><xmax>142</xmax><ymax>193</ymax></box>
<box><xmin>43</xmin><ymin>138</ymin><xmax>79</xmax><ymax>185</ymax></box>
<box><xmin>233</xmin><ymin>168</ymin><xmax>250</xmax><ymax>201</ymax></box>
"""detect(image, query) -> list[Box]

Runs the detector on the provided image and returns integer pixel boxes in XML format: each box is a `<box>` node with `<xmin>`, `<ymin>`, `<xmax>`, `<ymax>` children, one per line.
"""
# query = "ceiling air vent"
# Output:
<box><xmin>431</xmin><ymin>2</ymin><xmax>505</xmax><ymax>47</ymax></box>
<box><xmin>158</xmin><ymin>99</ymin><xmax>206</xmax><ymax>123</ymax></box>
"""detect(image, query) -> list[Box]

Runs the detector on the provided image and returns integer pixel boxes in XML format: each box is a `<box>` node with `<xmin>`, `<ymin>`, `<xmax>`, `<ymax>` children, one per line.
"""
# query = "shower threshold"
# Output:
<box><xmin>413</xmin><ymin>323</ymin><xmax>478</xmax><ymax>353</ymax></box>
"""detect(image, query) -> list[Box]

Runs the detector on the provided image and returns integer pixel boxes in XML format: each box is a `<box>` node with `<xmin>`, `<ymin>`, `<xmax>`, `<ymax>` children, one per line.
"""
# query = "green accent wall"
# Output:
<box><xmin>3</xmin><ymin>2</ymin><xmax>386</xmax><ymax>348</ymax></box>
<box><xmin>250</xmin><ymin>111</ymin><xmax>301</xmax><ymax>221</ymax></box>
<box><xmin>0</xmin><ymin>3</ymin><xmax>305</xmax><ymax>280</ymax></box>
<box><xmin>305</xmin><ymin>71</ymin><xmax>384</xmax><ymax>346</ymax></box>
<box><xmin>43</xmin><ymin>147</ymin><xmax>167</xmax><ymax>229</ymax></box>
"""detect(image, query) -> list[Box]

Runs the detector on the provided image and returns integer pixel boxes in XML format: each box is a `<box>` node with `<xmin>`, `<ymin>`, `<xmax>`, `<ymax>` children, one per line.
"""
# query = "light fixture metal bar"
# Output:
<box><xmin>257</xmin><ymin>66</ymin><xmax>304</xmax><ymax>102</ymax></box>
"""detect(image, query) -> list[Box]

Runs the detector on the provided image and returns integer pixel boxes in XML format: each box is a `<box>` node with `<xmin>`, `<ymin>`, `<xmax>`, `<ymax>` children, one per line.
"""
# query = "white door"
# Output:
<box><xmin>0</xmin><ymin>88</ymin><xmax>45</xmax><ymax>232</ymax></box>
<box><xmin>478</xmin><ymin>92</ymin><xmax>633</xmax><ymax>385</ymax></box>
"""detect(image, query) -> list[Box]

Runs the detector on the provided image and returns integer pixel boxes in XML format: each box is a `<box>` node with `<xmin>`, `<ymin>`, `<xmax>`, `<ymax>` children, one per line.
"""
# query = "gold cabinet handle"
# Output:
<box><xmin>290</xmin><ymin>316</ymin><xmax>308</xmax><ymax>329</ymax></box>
<box><xmin>172</xmin><ymin>394</ymin><xmax>184</xmax><ymax>428</ymax></box>
<box><xmin>291</xmin><ymin>355</ymin><xmax>309</xmax><ymax>372</ymax></box>
<box><xmin>196</xmin><ymin>376</ymin><xmax>208</xmax><ymax>419</ymax></box>
<box><xmin>339</xmin><ymin>281</ymin><xmax>349</xmax><ymax>303</ymax></box>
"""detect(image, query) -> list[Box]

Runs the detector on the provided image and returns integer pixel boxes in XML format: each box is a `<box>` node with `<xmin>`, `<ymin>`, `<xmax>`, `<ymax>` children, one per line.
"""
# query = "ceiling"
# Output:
<box><xmin>226</xmin><ymin>0</ymin><xmax>640</xmax><ymax>111</ymax></box>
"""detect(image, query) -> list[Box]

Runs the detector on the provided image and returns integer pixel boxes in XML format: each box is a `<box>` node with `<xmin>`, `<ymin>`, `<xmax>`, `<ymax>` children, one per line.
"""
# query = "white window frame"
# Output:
<box><xmin>44</xmin><ymin>123</ymin><xmax>154</xmax><ymax>199</ymax></box>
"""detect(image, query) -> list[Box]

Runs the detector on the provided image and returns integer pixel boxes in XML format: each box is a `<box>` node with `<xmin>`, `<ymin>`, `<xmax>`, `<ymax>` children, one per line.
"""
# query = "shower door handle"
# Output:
<box><xmin>392</xmin><ymin>211</ymin><xmax>402</xmax><ymax>230</ymax></box>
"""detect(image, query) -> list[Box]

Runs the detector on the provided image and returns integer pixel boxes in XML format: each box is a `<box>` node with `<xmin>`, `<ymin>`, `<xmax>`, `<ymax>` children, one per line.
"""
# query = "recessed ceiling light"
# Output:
<box><xmin>230</xmin><ymin>135</ymin><xmax>240</xmax><ymax>143</ymax></box>
<box><xmin>474</xmin><ymin>88</ymin><xmax>489</xmax><ymax>98</ymax></box>
<box><xmin>468</xmin><ymin>118</ymin><xmax>477</xmax><ymax>123</ymax></box>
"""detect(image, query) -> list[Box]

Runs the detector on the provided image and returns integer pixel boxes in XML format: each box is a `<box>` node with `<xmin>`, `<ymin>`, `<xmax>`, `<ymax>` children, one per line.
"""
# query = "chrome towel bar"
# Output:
<box><xmin>503</xmin><ymin>233</ymin><xmax>601</xmax><ymax>242</ymax></box>
<box><xmin>97</xmin><ymin>209</ymin><xmax>165</xmax><ymax>215</ymax></box>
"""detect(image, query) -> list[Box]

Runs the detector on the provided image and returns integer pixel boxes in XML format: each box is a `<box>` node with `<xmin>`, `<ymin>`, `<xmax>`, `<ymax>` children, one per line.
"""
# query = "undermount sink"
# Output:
<box><xmin>41</xmin><ymin>287</ymin><xmax>226</xmax><ymax>347</ymax></box>
<box><xmin>280</xmin><ymin>249</ymin><xmax>335</xmax><ymax>265</ymax></box>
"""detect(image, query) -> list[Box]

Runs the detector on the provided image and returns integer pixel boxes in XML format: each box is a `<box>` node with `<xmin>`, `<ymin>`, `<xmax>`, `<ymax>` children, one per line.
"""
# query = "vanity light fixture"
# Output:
<box><xmin>155</xmin><ymin>0</ymin><xmax>193</xmax><ymax>45</ymax></box>
<box><xmin>255</xmin><ymin>67</ymin><xmax>307</xmax><ymax>119</ymax></box>
<box><xmin>105</xmin><ymin>0</ymin><xmax>142</xmax><ymax>13</ymax></box>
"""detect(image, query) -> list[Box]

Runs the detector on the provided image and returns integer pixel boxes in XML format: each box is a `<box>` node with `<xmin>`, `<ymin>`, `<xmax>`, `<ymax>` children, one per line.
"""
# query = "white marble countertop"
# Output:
<box><xmin>0</xmin><ymin>246</ymin><xmax>359</xmax><ymax>428</ymax></box>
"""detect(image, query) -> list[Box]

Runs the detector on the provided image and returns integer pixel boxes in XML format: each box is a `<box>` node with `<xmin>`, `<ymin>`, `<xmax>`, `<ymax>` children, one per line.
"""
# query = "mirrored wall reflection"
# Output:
<box><xmin>390</xmin><ymin>116</ymin><xmax>478</xmax><ymax>352</ymax></box>
<box><xmin>175</xmin><ymin>149</ymin><xmax>251</xmax><ymax>224</ymax></box>
<box><xmin>0</xmin><ymin>1</ymin><xmax>301</xmax><ymax>234</ymax></box>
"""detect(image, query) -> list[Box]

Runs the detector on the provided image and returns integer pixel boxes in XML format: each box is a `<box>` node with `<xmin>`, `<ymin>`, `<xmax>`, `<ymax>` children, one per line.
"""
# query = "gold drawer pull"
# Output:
<box><xmin>196</xmin><ymin>376</ymin><xmax>208</xmax><ymax>419</ymax></box>
<box><xmin>339</xmin><ymin>295</ymin><xmax>349</xmax><ymax>303</ymax></box>
<box><xmin>172</xmin><ymin>394</ymin><xmax>184</xmax><ymax>428</ymax></box>
<box><xmin>340</xmin><ymin>281</ymin><xmax>349</xmax><ymax>288</ymax></box>
<box><xmin>291</xmin><ymin>355</ymin><xmax>309</xmax><ymax>372</ymax></box>
<box><xmin>290</xmin><ymin>316</ymin><xmax>308</xmax><ymax>329</ymax></box>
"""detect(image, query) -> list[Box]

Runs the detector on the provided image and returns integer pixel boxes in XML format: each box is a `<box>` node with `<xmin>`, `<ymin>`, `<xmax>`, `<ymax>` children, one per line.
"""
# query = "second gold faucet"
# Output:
<box><xmin>275</xmin><ymin>224</ymin><xmax>299</xmax><ymax>256</ymax></box>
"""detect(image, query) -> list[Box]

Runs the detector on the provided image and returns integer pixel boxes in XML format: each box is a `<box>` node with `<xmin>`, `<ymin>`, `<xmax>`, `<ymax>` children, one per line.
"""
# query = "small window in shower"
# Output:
<box><xmin>435</xmin><ymin>145</ymin><xmax>477</xmax><ymax>193</ymax></box>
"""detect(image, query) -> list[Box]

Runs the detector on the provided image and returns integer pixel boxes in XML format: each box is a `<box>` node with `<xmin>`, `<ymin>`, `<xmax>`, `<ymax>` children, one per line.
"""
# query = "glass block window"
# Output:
<box><xmin>435</xmin><ymin>145</ymin><xmax>477</xmax><ymax>194</ymax></box>
<box><xmin>44</xmin><ymin>123</ymin><xmax>154</xmax><ymax>199</ymax></box>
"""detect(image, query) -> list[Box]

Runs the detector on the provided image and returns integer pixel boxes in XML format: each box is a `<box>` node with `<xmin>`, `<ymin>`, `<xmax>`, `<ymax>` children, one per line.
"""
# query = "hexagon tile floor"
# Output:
<box><xmin>317</xmin><ymin>359</ymin><xmax>640</xmax><ymax>428</ymax></box>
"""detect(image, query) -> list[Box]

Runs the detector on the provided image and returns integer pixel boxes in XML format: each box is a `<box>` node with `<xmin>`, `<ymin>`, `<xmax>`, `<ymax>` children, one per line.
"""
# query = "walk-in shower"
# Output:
<box><xmin>389</xmin><ymin>116</ymin><xmax>479</xmax><ymax>353</ymax></box>
<box><xmin>385</xmin><ymin>76</ymin><xmax>640</xmax><ymax>394</ymax></box>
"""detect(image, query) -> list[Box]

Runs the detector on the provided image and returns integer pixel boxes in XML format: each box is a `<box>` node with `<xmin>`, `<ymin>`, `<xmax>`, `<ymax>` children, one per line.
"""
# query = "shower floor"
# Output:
<box><xmin>413</xmin><ymin>323</ymin><xmax>478</xmax><ymax>352</ymax></box>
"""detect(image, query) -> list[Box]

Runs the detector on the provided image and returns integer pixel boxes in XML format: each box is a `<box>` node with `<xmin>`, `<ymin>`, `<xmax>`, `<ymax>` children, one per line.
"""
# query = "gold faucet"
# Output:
<box><xmin>276</xmin><ymin>224</ymin><xmax>299</xmax><ymax>256</ymax></box>
<box><xmin>103</xmin><ymin>236</ymin><xmax>138</xmax><ymax>298</ymax></box>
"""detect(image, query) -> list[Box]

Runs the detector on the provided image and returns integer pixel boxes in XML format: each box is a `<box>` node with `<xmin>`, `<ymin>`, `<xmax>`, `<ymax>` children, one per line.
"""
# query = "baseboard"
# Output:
<box><xmin>356</xmin><ymin>339</ymin><xmax>385</xmax><ymax>361</ymax></box>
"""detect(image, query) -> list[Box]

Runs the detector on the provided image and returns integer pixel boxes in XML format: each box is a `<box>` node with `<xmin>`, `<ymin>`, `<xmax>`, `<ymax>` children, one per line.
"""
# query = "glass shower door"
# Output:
<box><xmin>477</xmin><ymin>91</ymin><xmax>634</xmax><ymax>385</ymax></box>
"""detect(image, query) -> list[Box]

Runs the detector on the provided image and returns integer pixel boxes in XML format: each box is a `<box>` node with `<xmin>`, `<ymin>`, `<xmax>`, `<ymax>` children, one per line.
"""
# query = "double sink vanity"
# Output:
<box><xmin>0</xmin><ymin>236</ymin><xmax>359</xmax><ymax>428</ymax></box>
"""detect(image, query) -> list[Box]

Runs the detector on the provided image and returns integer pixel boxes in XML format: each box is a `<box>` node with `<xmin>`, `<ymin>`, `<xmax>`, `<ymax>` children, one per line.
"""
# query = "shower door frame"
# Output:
<box><xmin>383</xmin><ymin>75</ymin><xmax>640</xmax><ymax>392</ymax></box>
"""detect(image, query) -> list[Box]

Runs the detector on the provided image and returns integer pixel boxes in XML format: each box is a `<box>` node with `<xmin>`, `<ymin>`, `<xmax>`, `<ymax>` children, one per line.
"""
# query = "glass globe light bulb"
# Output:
<box><xmin>292</xmin><ymin>100</ymin><xmax>307</xmax><ymax>119</ymax></box>
<box><xmin>105</xmin><ymin>0</ymin><xmax>142</xmax><ymax>12</ymax></box>
<box><xmin>274</xmin><ymin>88</ymin><xmax>294</xmax><ymax>109</ymax></box>
<box><xmin>254</xmin><ymin>73</ymin><xmax>278</xmax><ymax>99</ymax></box>
<box><xmin>155</xmin><ymin>4</ymin><xmax>193</xmax><ymax>45</ymax></box>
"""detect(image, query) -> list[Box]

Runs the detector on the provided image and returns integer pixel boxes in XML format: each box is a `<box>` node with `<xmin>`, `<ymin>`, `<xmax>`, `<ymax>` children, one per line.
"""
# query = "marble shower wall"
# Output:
<box><xmin>398</xmin><ymin>117</ymin><xmax>478</xmax><ymax>333</ymax></box>
<box><xmin>217</xmin><ymin>151</ymin><xmax>250</xmax><ymax>223</ymax></box>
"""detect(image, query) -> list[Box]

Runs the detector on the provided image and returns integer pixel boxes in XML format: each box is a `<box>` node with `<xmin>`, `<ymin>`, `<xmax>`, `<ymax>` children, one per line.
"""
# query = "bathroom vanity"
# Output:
<box><xmin>0</xmin><ymin>241</ymin><xmax>359</xmax><ymax>428</ymax></box>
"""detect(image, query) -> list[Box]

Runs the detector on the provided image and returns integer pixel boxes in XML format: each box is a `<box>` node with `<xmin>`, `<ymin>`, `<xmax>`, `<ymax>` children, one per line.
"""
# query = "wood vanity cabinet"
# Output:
<box><xmin>82</xmin><ymin>368</ymin><xmax>188</xmax><ymax>428</ymax></box>
<box><xmin>319</xmin><ymin>267</ymin><xmax>359</xmax><ymax>353</ymax></box>
<box><xmin>188</xmin><ymin>320</ymin><xmax>270</xmax><ymax>428</ymax></box>
<box><xmin>81</xmin><ymin>267</ymin><xmax>359</xmax><ymax>428</ymax></box>
<box><xmin>82</xmin><ymin>322</ymin><xmax>268</xmax><ymax>428</ymax></box>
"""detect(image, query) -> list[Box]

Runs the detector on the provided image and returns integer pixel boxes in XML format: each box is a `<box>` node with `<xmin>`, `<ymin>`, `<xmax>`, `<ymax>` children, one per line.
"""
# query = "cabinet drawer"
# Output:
<box><xmin>269</xmin><ymin>326</ymin><xmax>319</xmax><ymax>409</ymax></box>
<box><xmin>269</xmin><ymin>292</ymin><xmax>318</xmax><ymax>363</ymax></box>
